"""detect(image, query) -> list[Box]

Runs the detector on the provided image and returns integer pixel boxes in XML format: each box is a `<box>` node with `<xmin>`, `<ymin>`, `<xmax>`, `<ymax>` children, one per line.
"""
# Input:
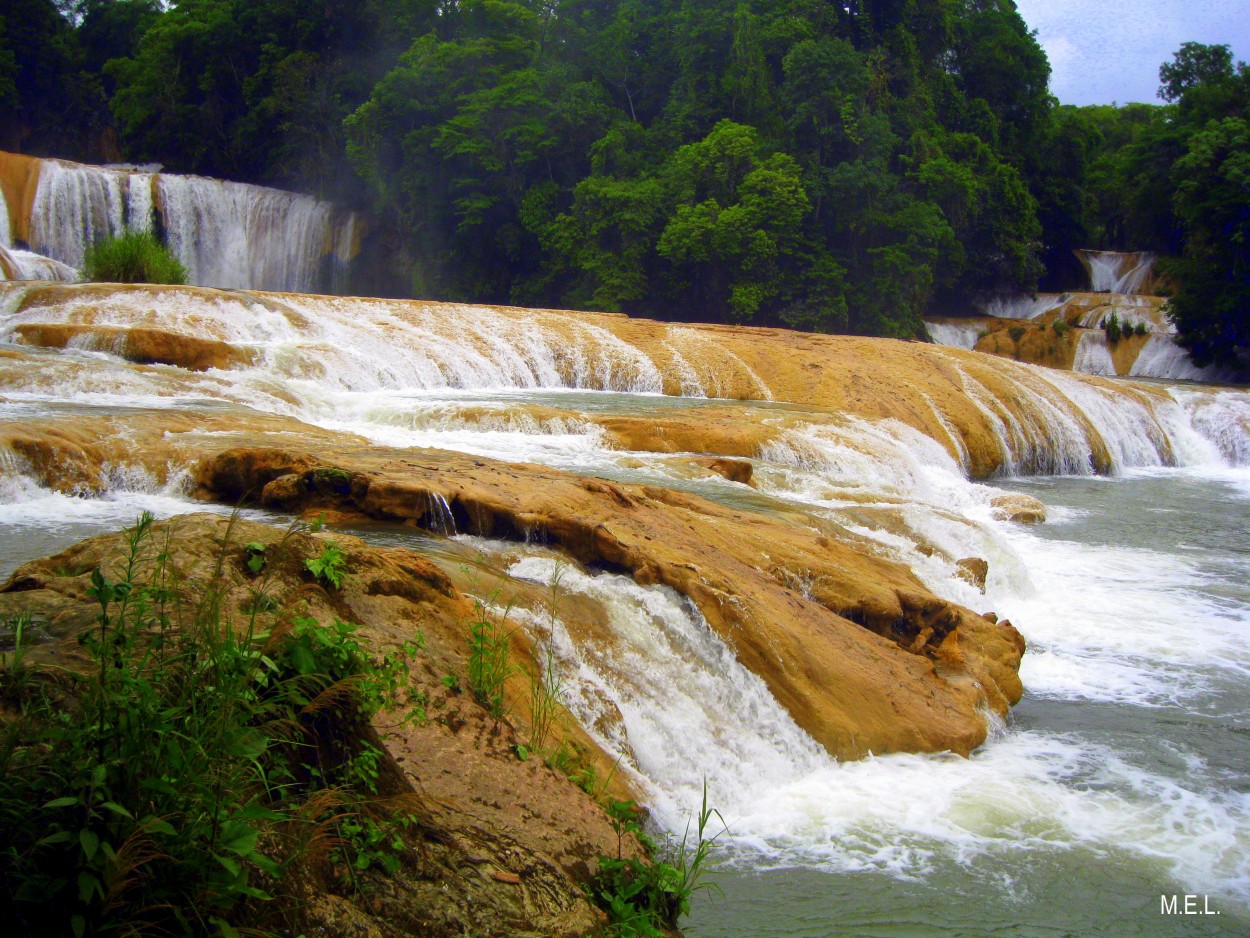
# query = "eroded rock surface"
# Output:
<box><xmin>193</xmin><ymin>443</ymin><xmax>1025</xmax><ymax>759</ymax></box>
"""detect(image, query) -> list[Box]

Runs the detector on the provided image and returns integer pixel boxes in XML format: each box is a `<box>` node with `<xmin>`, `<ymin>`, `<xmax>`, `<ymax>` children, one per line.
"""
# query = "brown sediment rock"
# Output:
<box><xmin>0</xmin><ymin>150</ymin><xmax>43</xmax><ymax>245</ymax></box>
<box><xmin>935</xmin><ymin>293</ymin><xmax>1175</xmax><ymax>379</ymax></box>
<box><xmin>693</xmin><ymin>456</ymin><xmax>754</xmax><ymax>485</ymax></box>
<box><xmin>991</xmin><ymin>494</ymin><xmax>1048</xmax><ymax>524</ymax></box>
<box><xmin>9</xmin><ymin>323</ymin><xmax>258</xmax><ymax>371</ymax></box>
<box><xmin>974</xmin><ymin>320</ymin><xmax>1078</xmax><ymax>371</ymax></box>
<box><xmin>0</xmin><ymin>282</ymin><xmax>1055</xmax><ymax>761</ymax></box>
<box><xmin>956</xmin><ymin>557</ymin><xmax>989</xmax><ymax>592</ymax></box>
<box><xmin>5</xmin><ymin>280</ymin><xmax>1189</xmax><ymax>479</ymax></box>
<box><xmin>0</xmin><ymin>513</ymin><xmax>632</xmax><ymax>937</ymax></box>
<box><xmin>192</xmin><ymin>442</ymin><xmax>1025</xmax><ymax>759</ymax></box>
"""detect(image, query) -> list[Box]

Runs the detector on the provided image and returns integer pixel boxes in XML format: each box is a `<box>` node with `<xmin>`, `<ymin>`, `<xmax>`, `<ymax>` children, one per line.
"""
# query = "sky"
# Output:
<box><xmin>1013</xmin><ymin>0</ymin><xmax>1250</xmax><ymax>106</ymax></box>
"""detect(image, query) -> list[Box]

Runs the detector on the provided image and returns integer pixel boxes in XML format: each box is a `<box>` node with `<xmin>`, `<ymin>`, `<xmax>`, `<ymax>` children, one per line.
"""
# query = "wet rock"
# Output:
<box><xmin>193</xmin><ymin>443</ymin><xmax>1026</xmax><ymax>759</ymax></box>
<box><xmin>693</xmin><ymin>456</ymin><xmax>754</xmax><ymax>485</ymax></box>
<box><xmin>991</xmin><ymin>493</ymin><xmax>1048</xmax><ymax>524</ymax></box>
<box><xmin>956</xmin><ymin>557</ymin><xmax>989</xmax><ymax>592</ymax></box>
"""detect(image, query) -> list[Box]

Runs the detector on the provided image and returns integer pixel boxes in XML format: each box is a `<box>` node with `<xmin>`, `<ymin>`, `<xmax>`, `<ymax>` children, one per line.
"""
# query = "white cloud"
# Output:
<box><xmin>1013</xmin><ymin>0</ymin><xmax>1250</xmax><ymax>105</ymax></box>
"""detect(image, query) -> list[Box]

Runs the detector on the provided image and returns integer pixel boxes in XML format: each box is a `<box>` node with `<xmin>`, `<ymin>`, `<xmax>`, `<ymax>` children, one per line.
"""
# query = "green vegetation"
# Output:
<box><xmin>589</xmin><ymin>786</ymin><xmax>725</xmax><ymax>937</ymax></box>
<box><xmin>0</xmin><ymin>513</ymin><xmax>423</xmax><ymax>936</ymax></box>
<box><xmin>1061</xmin><ymin>42</ymin><xmax>1250</xmax><ymax>367</ymax></box>
<box><xmin>465</xmin><ymin>591</ymin><xmax>514</xmax><ymax>719</ymax></box>
<box><xmin>304</xmin><ymin>541</ymin><xmax>348</xmax><ymax>589</ymax></box>
<box><xmin>81</xmin><ymin>229</ymin><xmax>187</xmax><ymax>285</ymax></box>
<box><xmin>13</xmin><ymin>0</ymin><xmax>1055</xmax><ymax>338</ymax></box>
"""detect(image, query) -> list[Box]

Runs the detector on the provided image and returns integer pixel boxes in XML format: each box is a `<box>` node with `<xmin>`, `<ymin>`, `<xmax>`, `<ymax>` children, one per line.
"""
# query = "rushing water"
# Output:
<box><xmin>685</xmin><ymin>467</ymin><xmax>1250</xmax><ymax>936</ymax></box>
<box><xmin>1</xmin><ymin>284</ymin><xmax>1248</xmax><ymax>936</ymax></box>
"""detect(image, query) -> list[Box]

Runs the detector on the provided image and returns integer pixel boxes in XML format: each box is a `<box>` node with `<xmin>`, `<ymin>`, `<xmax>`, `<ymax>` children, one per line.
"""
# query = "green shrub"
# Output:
<box><xmin>1008</xmin><ymin>325</ymin><xmax>1026</xmax><ymax>343</ymax></box>
<box><xmin>82</xmin><ymin>229</ymin><xmax>187</xmax><ymax>285</ymax></box>
<box><xmin>1052</xmin><ymin>319</ymin><xmax>1071</xmax><ymax>337</ymax></box>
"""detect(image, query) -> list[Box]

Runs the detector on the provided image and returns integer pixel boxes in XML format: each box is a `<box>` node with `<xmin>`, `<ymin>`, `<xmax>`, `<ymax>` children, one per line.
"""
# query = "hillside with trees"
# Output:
<box><xmin>1</xmin><ymin>2</ymin><xmax>1246</xmax><ymax>364</ymax></box>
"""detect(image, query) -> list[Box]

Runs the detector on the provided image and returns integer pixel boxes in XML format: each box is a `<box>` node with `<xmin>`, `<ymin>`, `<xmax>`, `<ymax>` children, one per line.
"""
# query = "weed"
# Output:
<box><xmin>305</xmin><ymin>542</ymin><xmax>348</xmax><ymax>589</ymax></box>
<box><xmin>587</xmin><ymin>783</ymin><xmax>726</xmax><ymax>936</ymax></box>
<box><xmin>243</xmin><ymin>541</ymin><xmax>267</xmax><ymax>574</ymax></box>
<box><xmin>526</xmin><ymin>564</ymin><xmax>567</xmax><ymax>752</ymax></box>
<box><xmin>465</xmin><ymin>589</ymin><xmax>514</xmax><ymax>719</ymax></box>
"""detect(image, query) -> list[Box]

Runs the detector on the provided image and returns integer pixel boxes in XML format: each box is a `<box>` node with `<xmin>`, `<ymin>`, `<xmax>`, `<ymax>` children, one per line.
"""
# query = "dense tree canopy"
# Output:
<box><xmin>2</xmin><ymin>2</ymin><xmax>1246</xmax><ymax>359</ymax></box>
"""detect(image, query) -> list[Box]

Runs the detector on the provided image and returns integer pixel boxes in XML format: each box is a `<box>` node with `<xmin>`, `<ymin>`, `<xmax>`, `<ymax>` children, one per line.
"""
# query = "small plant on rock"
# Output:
<box><xmin>305</xmin><ymin>542</ymin><xmax>348</xmax><ymax>589</ymax></box>
<box><xmin>588</xmin><ymin>784</ymin><xmax>726</xmax><ymax>936</ymax></box>
<box><xmin>466</xmin><ymin>594</ymin><xmax>514</xmax><ymax>719</ymax></box>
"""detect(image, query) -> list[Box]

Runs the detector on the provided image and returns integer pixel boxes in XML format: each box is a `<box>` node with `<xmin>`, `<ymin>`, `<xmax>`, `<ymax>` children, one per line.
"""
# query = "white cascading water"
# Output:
<box><xmin>506</xmin><ymin>557</ymin><xmax>830</xmax><ymax>830</ymax></box>
<box><xmin>923</xmin><ymin>320</ymin><xmax>981</xmax><ymax>350</ymax></box>
<box><xmin>155</xmin><ymin>173</ymin><xmax>343</xmax><ymax>292</ymax></box>
<box><xmin>0</xmin><ymin>187</ymin><xmax>9</xmax><ymax>248</ymax></box>
<box><xmin>10</xmin><ymin>157</ymin><xmax>353</xmax><ymax>293</ymax></box>
<box><xmin>1071</xmin><ymin>297</ymin><xmax>1169</xmax><ymax>332</ymax></box>
<box><xmin>1080</xmin><ymin>249</ymin><xmax>1158</xmax><ymax>294</ymax></box>
<box><xmin>977</xmin><ymin>293</ymin><xmax>1065</xmax><ymax>319</ymax></box>
<box><xmin>27</xmin><ymin>160</ymin><xmax>151</xmax><ymax>268</ymax></box>
<box><xmin>1072</xmin><ymin>329</ymin><xmax>1116</xmax><ymax>376</ymax></box>
<box><xmin>6</xmin><ymin>250</ymin><xmax>78</xmax><ymax>282</ymax></box>
<box><xmin>1129</xmin><ymin>334</ymin><xmax>1238</xmax><ymax>383</ymax></box>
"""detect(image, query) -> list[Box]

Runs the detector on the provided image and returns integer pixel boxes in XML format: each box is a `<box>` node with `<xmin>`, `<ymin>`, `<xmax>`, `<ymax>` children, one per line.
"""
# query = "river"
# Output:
<box><xmin>1</xmin><ymin>283</ymin><xmax>1247</xmax><ymax>936</ymax></box>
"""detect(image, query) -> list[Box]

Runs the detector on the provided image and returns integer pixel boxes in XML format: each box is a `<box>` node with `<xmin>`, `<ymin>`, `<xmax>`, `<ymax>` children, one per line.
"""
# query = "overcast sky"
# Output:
<box><xmin>1013</xmin><ymin>0</ymin><xmax>1250</xmax><ymax>106</ymax></box>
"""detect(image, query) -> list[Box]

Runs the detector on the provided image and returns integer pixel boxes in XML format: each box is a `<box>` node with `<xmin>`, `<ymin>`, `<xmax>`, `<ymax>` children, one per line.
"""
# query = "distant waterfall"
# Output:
<box><xmin>1078</xmin><ymin>250</ymin><xmax>1157</xmax><ymax>294</ymax></box>
<box><xmin>3</xmin><ymin>153</ymin><xmax>356</xmax><ymax>293</ymax></box>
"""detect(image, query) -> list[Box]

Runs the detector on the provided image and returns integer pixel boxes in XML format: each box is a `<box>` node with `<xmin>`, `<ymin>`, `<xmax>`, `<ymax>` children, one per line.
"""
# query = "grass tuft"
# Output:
<box><xmin>82</xmin><ymin>230</ymin><xmax>187</xmax><ymax>285</ymax></box>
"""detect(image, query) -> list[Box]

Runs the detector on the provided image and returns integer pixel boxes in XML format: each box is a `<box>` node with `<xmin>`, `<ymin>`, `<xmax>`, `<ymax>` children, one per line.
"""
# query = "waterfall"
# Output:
<box><xmin>27</xmin><ymin>160</ymin><xmax>151</xmax><ymax>268</ymax></box>
<box><xmin>924</xmin><ymin>320</ymin><xmax>982</xmax><ymax>350</ymax></box>
<box><xmin>2</xmin><ymin>249</ymin><xmax>77</xmax><ymax>282</ymax></box>
<box><xmin>977</xmin><ymin>294</ymin><xmax>1065</xmax><ymax>320</ymax></box>
<box><xmin>155</xmin><ymin>173</ymin><xmax>344</xmax><ymax>292</ymax></box>
<box><xmin>1129</xmin><ymin>335</ymin><xmax>1236</xmax><ymax>383</ymax></box>
<box><xmin>4</xmin><ymin>152</ymin><xmax>355</xmax><ymax>293</ymax></box>
<box><xmin>506</xmin><ymin>556</ymin><xmax>830</xmax><ymax>829</ymax></box>
<box><xmin>1071</xmin><ymin>297</ymin><xmax>1168</xmax><ymax>332</ymax></box>
<box><xmin>1078</xmin><ymin>250</ymin><xmax>1157</xmax><ymax>294</ymax></box>
<box><xmin>1072</xmin><ymin>331</ymin><xmax>1116</xmax><ymax>376</ymax></box>
<box><xmin>0</xmin><ymin>186</ymin><xmax>10</xmax><ymax>248</ymax></box>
